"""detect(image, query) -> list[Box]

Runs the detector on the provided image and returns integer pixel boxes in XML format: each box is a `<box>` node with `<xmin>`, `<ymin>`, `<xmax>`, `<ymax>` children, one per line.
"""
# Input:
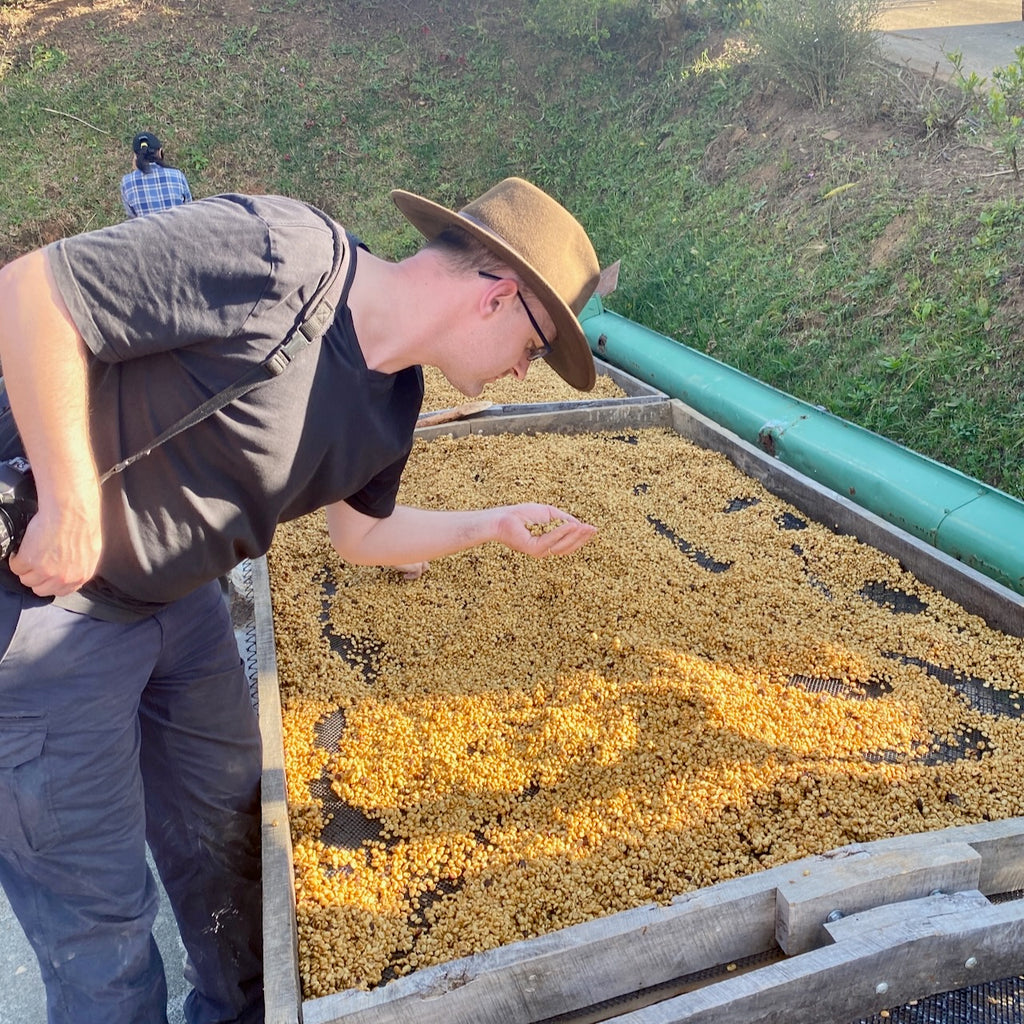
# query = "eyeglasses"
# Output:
<box><xmin>478</xmin><ymin>271</ymin><xmax>552</xmax><ymax>361</ymax></box>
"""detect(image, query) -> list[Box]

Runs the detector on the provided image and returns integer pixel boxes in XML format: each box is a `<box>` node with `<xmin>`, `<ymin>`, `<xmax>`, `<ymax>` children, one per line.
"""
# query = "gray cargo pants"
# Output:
<box><xmin>0</xmin><ymin>579</ymin><xmax>263</xmax><ymax>1024</ymax></box>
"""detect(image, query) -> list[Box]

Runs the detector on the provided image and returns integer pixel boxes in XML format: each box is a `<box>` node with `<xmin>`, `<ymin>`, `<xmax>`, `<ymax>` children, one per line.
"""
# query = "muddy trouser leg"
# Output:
<box><xmin>140</xmin><ymin>580</ymin><xmax>263</xmax><ymax>1024</ymax></box>
<box><xmin>0</xmin><ymin>588</ymin><xmax>170</xmax><ymax>1024</ymax></box>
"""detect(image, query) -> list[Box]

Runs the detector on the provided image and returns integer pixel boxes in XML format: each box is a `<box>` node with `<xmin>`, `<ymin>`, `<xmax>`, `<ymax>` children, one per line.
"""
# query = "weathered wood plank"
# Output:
<box><xmin>414</xmin><ymin>396</ymin><xmax>673</xmax><ymax>442</ymax></box>
<box><xmin>819</xmin><ymin>818</ymin><xmax>1024</xmax><ymax>896</ymax></box>
<box><xmin>775</xmin><ymin>842</ymin><xmax>981</xmax><ymax>955</ymax></box>
<box><xmin>302</xmin><ymin>878</ymin><xmax>781</xmax><ymax>1024</ymax></box>
<box><xmin>823</xmin><ymin>888</ymin><xmax>991</xmax><ymax>940</ymax></box>
<box><xmin>956</xmin><ymin>823</ymin><xmax>1024</xmax><ymax>895</ymax></box>
<box><xmin>253</xmin><ymin>555</ymin><xmax>303</xmax><ymax>1024</ymax></box>
<box><xmin>607</xmin><ymin>892</ymin><xmax>1024</xmax><ymax>1024</ymax></box>
<box><xmin>599</xmin><ymin>360</ymin><xmax>668</xmax><ymax>399</ymax></box>
<box><xmin>302</xmin><ymin>820</ymin><xmax>1024</xmax><ymax>1024</ymax></box>
<box><xmin>414</xmin><ymin>357</ymin><xmax>666</xmax><ymax>440</ymax></box>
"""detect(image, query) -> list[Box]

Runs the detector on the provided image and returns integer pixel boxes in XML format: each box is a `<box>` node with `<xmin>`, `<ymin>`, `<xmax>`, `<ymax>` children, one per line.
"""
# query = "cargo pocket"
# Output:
<box><xmin>0</xmin><ymin>716</ymin><xmax>60</xmax><ymax>853</ymax></box>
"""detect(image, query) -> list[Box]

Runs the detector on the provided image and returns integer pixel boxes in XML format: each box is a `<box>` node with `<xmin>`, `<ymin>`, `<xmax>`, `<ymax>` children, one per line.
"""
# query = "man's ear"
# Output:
<box><xmin>478</xmin><ymin>274</ymin><xmax>518</xmax><ymax>317</ymax></box>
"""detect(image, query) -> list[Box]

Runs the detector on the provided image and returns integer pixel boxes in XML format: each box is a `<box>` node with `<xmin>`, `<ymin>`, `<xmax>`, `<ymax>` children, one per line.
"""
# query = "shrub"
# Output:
<box><xmin>751</xmin><ymin>0</ymin><xmax>884</xmax><ymax>109</ymax></box>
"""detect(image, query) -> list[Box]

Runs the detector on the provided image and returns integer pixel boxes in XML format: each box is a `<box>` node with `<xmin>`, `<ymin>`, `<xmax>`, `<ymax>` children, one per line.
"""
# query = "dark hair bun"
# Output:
<box><xmin>132</xmin><ymin>131</ymin><xmax>162</xmax><ymax>157</ymax></box>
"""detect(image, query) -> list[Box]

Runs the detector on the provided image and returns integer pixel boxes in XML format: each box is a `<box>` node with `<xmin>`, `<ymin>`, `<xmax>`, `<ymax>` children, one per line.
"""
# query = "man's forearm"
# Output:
<box><xmin>327</xmin><ymin>500</ymin><xmax>596</xmax><ymax>568</ymax></box>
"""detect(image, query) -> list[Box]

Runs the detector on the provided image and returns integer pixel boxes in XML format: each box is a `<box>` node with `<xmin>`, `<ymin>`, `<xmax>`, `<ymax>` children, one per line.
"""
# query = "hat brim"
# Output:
<box><xmin>391</xmin><ymin>189</ymin><xmax>596</xmax><ymax>391</ymax></box>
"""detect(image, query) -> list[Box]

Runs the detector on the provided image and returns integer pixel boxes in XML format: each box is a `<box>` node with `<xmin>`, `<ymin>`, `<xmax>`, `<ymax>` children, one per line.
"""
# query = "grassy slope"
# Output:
<box><xmin>1</xmin><ymin>0</ymin><xmax>1021</xmax><ymax>498</ymax></box>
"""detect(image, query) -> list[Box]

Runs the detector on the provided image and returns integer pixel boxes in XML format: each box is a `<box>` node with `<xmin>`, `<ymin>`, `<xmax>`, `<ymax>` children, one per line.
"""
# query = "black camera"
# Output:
<box><xmin>0</xmin><ymin>457</ymin><xmax>36</xmax><ymax>562</ymax></box>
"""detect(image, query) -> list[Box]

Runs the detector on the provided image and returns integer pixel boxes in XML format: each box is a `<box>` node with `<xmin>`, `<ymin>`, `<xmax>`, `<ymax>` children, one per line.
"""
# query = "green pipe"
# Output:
<box><xmin>580</xmin><ymin>296</ymin><xmax>1024</xmax><ymax>597</ymax></box>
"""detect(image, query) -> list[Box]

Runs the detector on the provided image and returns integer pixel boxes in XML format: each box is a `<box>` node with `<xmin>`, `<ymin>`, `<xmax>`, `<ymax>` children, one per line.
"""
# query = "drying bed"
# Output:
<box><xmin>256</xmin><ymin>396</ymin><xmax>1024</xmax><ymax>1024</ymax></box>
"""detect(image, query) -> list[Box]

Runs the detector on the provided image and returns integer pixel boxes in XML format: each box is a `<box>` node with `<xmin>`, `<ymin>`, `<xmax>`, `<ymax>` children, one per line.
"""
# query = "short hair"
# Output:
<box><xmin>425</xmin><ymin>225</ymin><xmax>502</xmax><ymax>272</ymax></box>
<box><xmin>425</xmin><ymin>225</ymin><xmax>542</xmax><ymax>305</ymax></box>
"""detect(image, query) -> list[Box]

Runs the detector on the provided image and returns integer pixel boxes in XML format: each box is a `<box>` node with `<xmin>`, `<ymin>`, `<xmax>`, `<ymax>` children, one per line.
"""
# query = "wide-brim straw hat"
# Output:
<box><xmin>391</xmin><ymin>177</ymin><xmax>600</xmax><ymax>391</ymax></box>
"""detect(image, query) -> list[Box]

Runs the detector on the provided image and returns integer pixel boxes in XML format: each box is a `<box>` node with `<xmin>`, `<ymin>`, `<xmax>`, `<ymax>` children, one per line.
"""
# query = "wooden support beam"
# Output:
<box><xmin>775</xmin><ymin>842</ymin><xmax>981</xmax><ymax>955</ymax></box>
<box><xmin>254</xmin><ymin>556</ymin><xmax>303</xmax><ymax>1024</ymax></box>
<box><xmin>607</xmin><ymin>892</ymin><xmax>1024</xmax><ymax>1024</ymax></box>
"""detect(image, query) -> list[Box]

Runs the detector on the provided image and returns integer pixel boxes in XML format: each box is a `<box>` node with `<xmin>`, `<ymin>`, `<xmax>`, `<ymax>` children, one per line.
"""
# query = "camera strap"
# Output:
<box><xmin>98</xmin><ymin>216</ymin><xmax>354</xmax><ymax>486</ymax></box>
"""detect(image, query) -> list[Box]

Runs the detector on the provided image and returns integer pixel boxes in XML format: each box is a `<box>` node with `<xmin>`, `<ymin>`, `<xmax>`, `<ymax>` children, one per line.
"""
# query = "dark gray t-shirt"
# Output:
<box><xmin>2</xmin><ymin>193</ymin><xmax>423</xmax><ymax>613</ymax></box>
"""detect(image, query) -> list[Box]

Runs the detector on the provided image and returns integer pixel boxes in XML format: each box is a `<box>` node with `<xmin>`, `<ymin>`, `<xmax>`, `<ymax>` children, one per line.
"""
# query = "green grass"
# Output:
<box><xmin>1</xmin><ymin>0</ymin><xmax>1022</xmax><ymax>498</ymax></box>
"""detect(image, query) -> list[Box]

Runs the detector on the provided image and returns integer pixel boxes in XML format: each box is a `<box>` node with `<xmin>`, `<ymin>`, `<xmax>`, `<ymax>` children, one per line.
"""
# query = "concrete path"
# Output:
<box><xmin>879</xmin><ymin>0</ymin><xmax>1024</xmax><ymax>80</ymax></box>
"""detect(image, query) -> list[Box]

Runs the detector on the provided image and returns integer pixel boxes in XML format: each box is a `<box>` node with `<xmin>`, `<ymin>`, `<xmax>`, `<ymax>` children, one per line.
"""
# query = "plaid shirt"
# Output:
<box><xmin>120</xmin><ymin>165</ymin><xmax>192</xmax><ymax>217</ymax></box>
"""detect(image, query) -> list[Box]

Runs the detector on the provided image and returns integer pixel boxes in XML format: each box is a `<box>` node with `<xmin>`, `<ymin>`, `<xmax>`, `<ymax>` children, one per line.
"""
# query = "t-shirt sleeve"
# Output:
<box><xmin>340</xmin><ymin>363</ymin><xmax>422</xmax><ymax>520</ymax></box>
<box><xmin>47</xmin><ymin>193</ymin><xmax>338</xmax><ymax>364</ymax></box>
<box><xmin>344</xmin><ymin>446</ymin><xmax>414</xmax><ymax>520</ymax></box>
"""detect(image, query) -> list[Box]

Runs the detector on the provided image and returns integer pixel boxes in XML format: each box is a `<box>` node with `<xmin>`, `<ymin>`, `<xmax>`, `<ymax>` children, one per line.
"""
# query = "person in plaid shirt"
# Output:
<box><xmin>120</xmin><ymin>131</ymin><xmax>192</xmax><ymax>217</ymax></box>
